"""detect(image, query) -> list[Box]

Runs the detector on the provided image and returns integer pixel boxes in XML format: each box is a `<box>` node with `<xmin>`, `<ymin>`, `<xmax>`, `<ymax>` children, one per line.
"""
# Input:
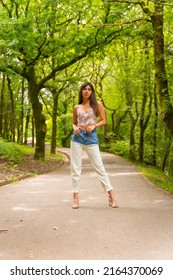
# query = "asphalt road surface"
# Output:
<box><xmin>0</xmin><ymin>148</ymin><xmax>173</xmax><ymax>260</ymax></box>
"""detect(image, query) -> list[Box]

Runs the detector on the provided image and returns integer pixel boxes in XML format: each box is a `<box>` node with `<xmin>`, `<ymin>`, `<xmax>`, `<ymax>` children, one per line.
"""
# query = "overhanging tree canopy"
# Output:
<box><xmin>0</xmin><ymin>0</ymin><xmax>125</xmax><ymax>160</ymax></box>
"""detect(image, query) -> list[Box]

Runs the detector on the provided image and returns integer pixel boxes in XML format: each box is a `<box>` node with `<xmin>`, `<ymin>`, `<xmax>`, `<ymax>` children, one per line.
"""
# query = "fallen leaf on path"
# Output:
<box><xmin>53</xmin><ymin>227</ymin><xmax>58</xmax><ymax>231</ymax></box>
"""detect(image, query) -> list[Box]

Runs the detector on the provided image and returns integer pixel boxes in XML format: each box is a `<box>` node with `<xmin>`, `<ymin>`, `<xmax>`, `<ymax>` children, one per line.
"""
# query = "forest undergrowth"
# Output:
<box><xmin>0</xmin><ymin>140</ymin><xmax>64</xmax><ymax>187</ymax></box>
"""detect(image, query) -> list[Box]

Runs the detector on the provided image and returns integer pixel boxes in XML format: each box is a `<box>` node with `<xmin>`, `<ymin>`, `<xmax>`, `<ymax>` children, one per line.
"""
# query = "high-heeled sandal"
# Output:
<box><xmin>108</xmin><ymin>190</ymin><xmax>118</xmax><ymax>208</ymax></box>
<box><xmin>72</xmin><ymin>193</ymin><xmax>79</xmax><ymax>209</ymax></box>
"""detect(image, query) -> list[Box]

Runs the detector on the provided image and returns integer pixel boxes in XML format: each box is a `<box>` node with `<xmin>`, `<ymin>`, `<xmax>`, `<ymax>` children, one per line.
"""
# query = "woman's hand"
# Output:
<box><xmin>86</xmin><ymin>124</ymin><xmax>96</xmax><ymax>134</ymax></box>
<box><xmin>74</xmin><ymin>126</ymin><xmax>81</xmax><ymax>136</ymax></box>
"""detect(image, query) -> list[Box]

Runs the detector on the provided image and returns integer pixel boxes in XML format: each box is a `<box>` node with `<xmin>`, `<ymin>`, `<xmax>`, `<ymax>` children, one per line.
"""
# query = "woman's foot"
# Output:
<box><xmin>108</xmin><ymin>190</ymin><xmax>118</xmax><ymax>208</ymax></box>
<box><xmin>72</xmin><ymin>193</ymin><xmax>79</xmax><ymax>209</ymax></box>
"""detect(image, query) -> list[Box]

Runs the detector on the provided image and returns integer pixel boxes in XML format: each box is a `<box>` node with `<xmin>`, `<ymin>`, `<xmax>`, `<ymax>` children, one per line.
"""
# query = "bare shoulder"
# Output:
<box><xmin>97</xmin><ymin>101</ymin><xmax>104</xmax><ymax>109</ymax></box>
<box><xmin>73</xmin><ymin>104</ymin><xmax>80</xmax><ymax>111</ymax></box>
<box><xmin>97</xmin><ymin>101</ymin><xmax>103</xmax><ymax>105</ymax></box>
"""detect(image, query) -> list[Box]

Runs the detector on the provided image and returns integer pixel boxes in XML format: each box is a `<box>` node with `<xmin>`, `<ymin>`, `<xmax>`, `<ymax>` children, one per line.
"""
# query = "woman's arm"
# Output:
<box><xmin>72</xmin><ymin>106</ymin><xmax>78</xmax><ymax>129</ymax></box>
<box><xmin>96</xmin><ymin>101</ymin><xmax>106</xmax><ymax>128</ymax></box>
<box><xmin>72</xmin><ymin>105</ymin><xmax>81</xmax><ymax>135</ymax></box>
<box><xmin>85</xmin><ymin>102</ymin><xmax>106</xmax><ymax>134</ymax></box>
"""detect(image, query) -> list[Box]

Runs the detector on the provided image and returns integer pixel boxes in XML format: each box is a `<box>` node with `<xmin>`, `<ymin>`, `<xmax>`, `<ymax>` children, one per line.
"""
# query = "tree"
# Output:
<box><xmin>107</xmin><ymin>0</ymin><xmax>173</xmax><ymax>134</ymax></box>
<box><xmin>150</xmin><ymin>1</ymin><xmax>173</xmax><ymax>134</ymax></box>
<box><xmin>0</xmin><ymin>0</ymin><xmax>123</xmax><ymax>160</ymax></box>
<box><xmin>138</xmin><ymin>39</ymin><xmax>152</xmax><ymax>162</ymax></box>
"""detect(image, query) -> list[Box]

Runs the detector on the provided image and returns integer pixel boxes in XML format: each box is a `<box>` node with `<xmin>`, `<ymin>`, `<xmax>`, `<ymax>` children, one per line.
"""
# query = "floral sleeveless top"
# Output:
<box><xmin>77</xmin><ymin>107</ymin><xmax>97</xmax><ymax>126</ymax></box>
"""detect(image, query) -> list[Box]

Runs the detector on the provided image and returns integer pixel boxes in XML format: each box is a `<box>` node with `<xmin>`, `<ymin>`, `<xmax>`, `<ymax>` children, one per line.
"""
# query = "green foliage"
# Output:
<box><xmin>136</xmin><ymin>163</ymin><xmax>173</xmax><ymax>194</ymax></box>
<box><xmin>0</xmin><ymin>138</ymin><xmax>33</xmax><ymax>162</ymax></box>
<box><xmin>0</xmin><ymin>0</ymin><xmax>121</xmax><ymax>74</ymax></box>
<box><xmin>101</xmin><ymin>140</ymin><xmax>130</xmax><ymax>159</ymax></box>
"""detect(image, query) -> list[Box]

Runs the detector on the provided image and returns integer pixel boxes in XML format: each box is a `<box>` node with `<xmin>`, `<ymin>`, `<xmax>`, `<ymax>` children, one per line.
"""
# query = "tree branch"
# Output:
<box><xmin>0</xmin><ymin>0</ymin><xmax>12</xmax><ymax>17</ymax></box>
<box><xmin>37</xmin><ymin>29</ymin><xmax>122</xmax><ymax>90</ymax></box>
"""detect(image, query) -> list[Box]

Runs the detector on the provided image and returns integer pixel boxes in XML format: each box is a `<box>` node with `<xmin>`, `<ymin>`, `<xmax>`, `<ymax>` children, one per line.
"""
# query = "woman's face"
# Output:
<box><xmin>82</xmin><ymin>85</ymin><xmax>92</xmax><ymax>99</ymax></box>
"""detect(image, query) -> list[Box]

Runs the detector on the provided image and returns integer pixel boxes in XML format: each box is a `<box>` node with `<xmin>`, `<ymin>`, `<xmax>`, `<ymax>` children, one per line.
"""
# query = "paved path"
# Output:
<box><xmin>0</xmin><ymin>148</ymin><xmax>173</xmax><ymax>260</ymax></box>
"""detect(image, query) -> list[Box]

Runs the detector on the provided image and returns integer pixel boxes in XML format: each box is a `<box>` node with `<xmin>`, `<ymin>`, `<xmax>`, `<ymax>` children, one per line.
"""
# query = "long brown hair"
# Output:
<box><xmin>78</xmin><ymin>82</ymin><xmax>99</xmax><ymax>116</ymax></box>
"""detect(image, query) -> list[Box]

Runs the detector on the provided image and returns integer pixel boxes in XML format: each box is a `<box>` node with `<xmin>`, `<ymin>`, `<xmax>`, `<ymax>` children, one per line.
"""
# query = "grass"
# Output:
<box><xmin>136</xmin><ymin>163</ymin><xmax>173</xmax><ymax>194</ymax></box>
<box><xmin>0</xmin><ymin>138</ymin><xmax>63</xmax><ymax>163</ymax></box>
<box><xmin>0</xmin><ymin>138</ymin><xmax>34</xmax><ymax>162</ymax></box>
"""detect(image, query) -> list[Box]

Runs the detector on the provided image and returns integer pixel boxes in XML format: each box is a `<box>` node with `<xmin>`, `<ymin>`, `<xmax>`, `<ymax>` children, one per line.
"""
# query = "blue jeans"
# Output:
<box><xmin>71</xmin><ymin>129</ymin><xmax>98</xmax><ymax>145</ymax></box>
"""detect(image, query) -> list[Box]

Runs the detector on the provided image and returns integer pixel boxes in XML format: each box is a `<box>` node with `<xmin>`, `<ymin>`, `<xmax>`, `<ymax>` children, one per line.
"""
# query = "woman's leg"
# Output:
<box><xmin>85</xmin><ymin>145</ymin><xmax>118</xmax><ymax>207</ymax></box>
<box><xmin>85</xmin><ymin>144</ymin><xmax>113</xmax><ymax>192</ymax></box>
<box><xmin>70</xmin><ymin>141</ymin><xmax>83</xmax><ymax>194</ymax></box>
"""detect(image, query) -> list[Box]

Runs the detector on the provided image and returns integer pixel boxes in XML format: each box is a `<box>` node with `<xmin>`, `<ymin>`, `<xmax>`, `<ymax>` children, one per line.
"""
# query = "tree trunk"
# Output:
<box><xmin>151</xmin><ymin>2</ymin><xmax>173</xmax><ymax>134</ymax></box>
<box><xmin>0</xmin><ymin>73</ymin><xmax>5</xmax><ymax>137</ymax></box>
<box><xmin>153</xmin><ymin>84</ymin><xmax>158</xmax><ymax>166</ymax></box>
<box><xmin>125</xmin><ymin>86</ymin><xmax>138</xmax><ymax>161</ymax></box>
<box><xmin>27</xmin><ymin>66</ymin><xmax>47</xmax><ymax>160</ymax></box>
<box><xmin>139</xmin><ymin>39</ymin><xmax>152</xmax><ymax>162</ymax></box>
<box><xmin>24</xmin><ymin>108</ymin><xmax>31</xmax><ymax>145</ymax></box>
<box><xmin>7</xmin><ymin>76</ymin><xmax>15</xmax><ymax>142</ymax></box>
<box><xmin>129</xmin><ymin>113</ymin><xmax>137</xmax><ymax>161</ymax></box>
<box><xmin>31</xmin><ymin>116</ymin><xmax>35</xmax><ymax>147</ymax></box>
<box><xmin>162</xmin><ymin>132</ymin><xmax>172</xmax><ymax>172</ymax></box>
<box><xmin>51</xmin><ymin>91</ymin><xmax>58</xmax><ymax>154</ymax></box>
<box><xmin>19</xmin><ymin>78</ymin><xmax>25</xmax><ymax>144</ymax></box>
<box><xmin>114</xmin><ymin>111</ymin><xmax>128</xmax><ymax>139</ymax></box>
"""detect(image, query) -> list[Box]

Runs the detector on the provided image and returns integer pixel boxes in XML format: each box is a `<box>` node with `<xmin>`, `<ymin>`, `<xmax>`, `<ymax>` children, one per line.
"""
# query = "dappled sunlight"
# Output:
<box><xmin>152</xmin><ymin>200</ymin><xmax>165</xmax><ymax>204</ymax></box>
<box><xmin>108</xmin><ymin>172</ymin><xmax>139</xmax><ymax>176</ymax></box>
<box><xmin>12</xmin><ymin>206</ymin><xmax>38</xmax><ymax>212</ymax></box>
<box><xmin>29</xmin><ymin>191</ymin><xmax>47</xmax><ymax>194</ymax></box>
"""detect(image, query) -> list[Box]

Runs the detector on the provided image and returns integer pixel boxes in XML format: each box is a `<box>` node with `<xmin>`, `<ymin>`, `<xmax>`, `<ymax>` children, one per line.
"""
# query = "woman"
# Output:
<box><xmin>70</xmin><ymin>82</ymin><xmax>118</xmax><ymax>209</ymax></box>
